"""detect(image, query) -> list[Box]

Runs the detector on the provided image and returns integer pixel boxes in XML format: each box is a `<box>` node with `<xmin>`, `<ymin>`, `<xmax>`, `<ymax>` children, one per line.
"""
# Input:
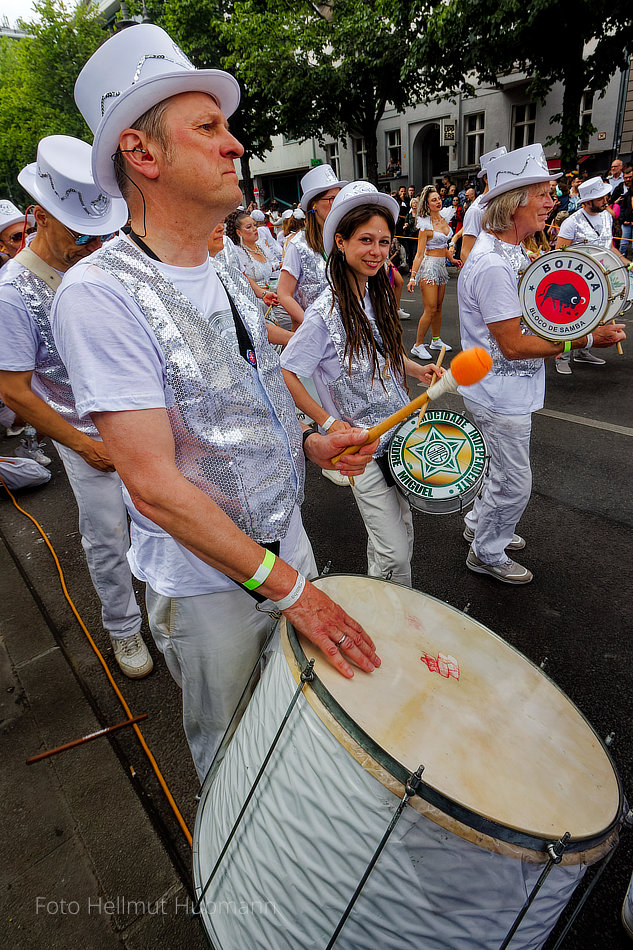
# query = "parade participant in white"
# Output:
<box><xmin>555</xmin><ymin>175</ymin><xmax>630</xmax><ymax>373</ymax></box>
<box><xmin>458</xmin><ymin>144</ymin><xmax>624</xmax><ymax>584</ymax></box>
<box><xmin>0</xmin><ymin>200</ymin><xmax>35</xmax><ymax>260</ymax></box>
<box><xmin>282</xmin><ymin>182</ymin><xmax>442</xmax><ymax>586</ymax></box>
<box><xmin>250</xmin><ymin>208</ymin><xmax>282</xmax><ymax>259</ymax></box>
<box><xmin>0</xmin><ymin>135</ymin><xmax>153</xmax><ymax>679</ymax></box>
<box><xmin>54</xmin><ymin>25</ymin><xmax>379</xmax><ymax>780</ymax></box>
<box><xmin>460</xmin><ymin>146</ymin><xmax>507</xmax><ymax>263</ymax></box>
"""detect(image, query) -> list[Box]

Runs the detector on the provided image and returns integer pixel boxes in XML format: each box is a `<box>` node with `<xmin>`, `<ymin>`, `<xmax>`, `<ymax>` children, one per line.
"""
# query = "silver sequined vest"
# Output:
<box><xmin>11</xmin><ymin>268</ymin><xmax>95</xmax><ymax>434</ymax></box>
<box><xmin>570</xmin><ymin>210</ymin><xmax>613</xmax><ymax>248</ymax></box>
<box><xmin>312</xmin><ymin>288</ymin><xmax>409</xmax><ymax>457</ymax></box>
<box><xmin>290</xmin><ymin>231</ymin><xmax>328</xmax><ymax>311</ymax></box>
<box><xmin>488</xmin><ymin>235</ymin><xmax>541</xmax><ymax>378</ymax></box>
<box><xmin>91</xmin><ymin>238</ymin><xmax>304</xmax><ymax>543</ymax></box>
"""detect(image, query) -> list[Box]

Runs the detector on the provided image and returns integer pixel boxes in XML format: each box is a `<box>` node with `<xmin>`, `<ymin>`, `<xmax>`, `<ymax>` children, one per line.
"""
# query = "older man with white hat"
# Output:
<box><xmin>0</xmin><ymin>200</ymin><xmax>36</xmax><ymax>262</ymax></box>
<box><xmin>458</xmin><ymin>144</ymin><xmax>624</xmax><ymax>584</ymax></box>
<box><xmin>458</xmin><ymin>146</ymin><xmax>508</xmax><ymax>262</ymax></box>
<box><xmin>0</xmin><ymin>135</ymin><xmax>153</xmax><ymax>678</ymax></box>
<box><xmin>51</xmin><ymin>24</ymin><xmax>379</xmax><ymax>780</ymax></box>
<box><xmin>554</xmin><ymin>175</ymin><xmax>631</xmax><ymax>372</ymax></box>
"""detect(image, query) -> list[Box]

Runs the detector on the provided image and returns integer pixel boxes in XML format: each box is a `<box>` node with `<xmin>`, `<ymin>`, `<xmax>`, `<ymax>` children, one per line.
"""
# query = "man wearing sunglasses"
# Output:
<box><xmin>0</xmin><ymin>135</ymin><xmax>153</xmax><ymax>679</ymax></box>
<box><xmin>0</xmin><ymin>200</ymin><xmax>36</xmax><ymax>263</ymax></box>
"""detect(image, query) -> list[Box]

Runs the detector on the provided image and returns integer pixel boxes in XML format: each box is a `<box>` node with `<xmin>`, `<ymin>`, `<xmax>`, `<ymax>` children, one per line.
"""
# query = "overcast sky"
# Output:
<box><xmin>0</xmin><ymin>0</ymin><xmax>38</xmax><ymax>26</ymax></box>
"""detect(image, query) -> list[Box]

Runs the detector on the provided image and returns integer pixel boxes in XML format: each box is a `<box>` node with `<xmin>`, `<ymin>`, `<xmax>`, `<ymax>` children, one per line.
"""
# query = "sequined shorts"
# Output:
<box><xmin>417</xmin><ymin>256</ymin><xmax>449</xmax><ymax>286</ymax></box>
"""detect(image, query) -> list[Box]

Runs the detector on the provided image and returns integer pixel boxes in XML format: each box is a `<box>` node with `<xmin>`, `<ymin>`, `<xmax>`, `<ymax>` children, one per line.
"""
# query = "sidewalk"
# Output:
<box><xmin>0</xmin><ymin>456</ymin><xmax>206</xmax><ymax>949</ymax></box>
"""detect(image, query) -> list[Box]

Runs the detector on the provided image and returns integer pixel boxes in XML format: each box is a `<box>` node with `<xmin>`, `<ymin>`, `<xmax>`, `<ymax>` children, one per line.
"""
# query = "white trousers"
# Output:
<box><xmin>350</xmin><ymin>457</ymin><xmax>414</xmax><ymax>587</ymax></box>
<box><xmin>146</xmin><ymin>523</ymin><xmax>317</xmax><ymax>782</ymax></box>
<box><xmin>463</xmin><ymin>400</ymin><xmax>532</xmax><ymax>566</ymax></box>
<box><xmin>54</xmin><ymin>442</ymin><xmax>142</xmax><ymax>639</ymax></box>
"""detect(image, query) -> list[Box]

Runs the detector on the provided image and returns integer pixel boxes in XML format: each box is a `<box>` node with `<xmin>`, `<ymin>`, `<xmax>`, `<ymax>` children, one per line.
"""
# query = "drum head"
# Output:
<box><xmin>388</xmin><ymin>410</ymin><xmax>486</xmax><ymax>514</ymax></box>
<box><xmin>519</xmin><ymin>248</ymin><xmax>611</xmax><ymax>341</ymax></box>
<box><xmin>286</xmin><ymin>575</ymin><xmax>622</xmax><ymax>856</ymax></box>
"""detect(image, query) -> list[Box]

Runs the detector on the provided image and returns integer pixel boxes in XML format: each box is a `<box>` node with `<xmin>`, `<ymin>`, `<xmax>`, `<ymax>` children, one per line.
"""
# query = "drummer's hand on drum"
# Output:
<box><xmin>304</xmin><ymin>426</ymin><xmax>379</xmax><ymax>477</ymax></box>
<box><xmin>591</xmin><ymin>323</ymin><xmax>626</xmax><ymax>347</ymax></box>
<box><xmin>282</xmin><ymin>580</ymin><xmax>381</xmax><ymax>678</ymax></box>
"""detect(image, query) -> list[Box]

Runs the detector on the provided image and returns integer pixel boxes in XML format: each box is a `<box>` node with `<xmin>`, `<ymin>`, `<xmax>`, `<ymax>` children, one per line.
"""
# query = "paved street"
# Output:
<box><xmin>1</xmin><ymin>270</ymin><xmax>632</xmax><ymax>949</ymax></box>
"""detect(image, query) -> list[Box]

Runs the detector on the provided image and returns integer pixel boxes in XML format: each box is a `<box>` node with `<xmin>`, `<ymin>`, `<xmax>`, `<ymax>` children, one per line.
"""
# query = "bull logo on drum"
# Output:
<box><xmin>538</xmin><ymin>283</ymin><xmax>586</xmax><ymax>315</ymax></box>
<box><xmin>535</xmin><ymin>269</ymin><xmax>592</xmax><ymax>325</ymax></box>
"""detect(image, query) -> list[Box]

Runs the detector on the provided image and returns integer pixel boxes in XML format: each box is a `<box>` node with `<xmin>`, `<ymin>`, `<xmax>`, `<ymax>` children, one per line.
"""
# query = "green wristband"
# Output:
<box><xmin>563</xmin><ymin>341</ymin><xmax>572</xmax><ymax>353</ymax></box>
<box><xmin>243</xmin><ymin>548</ymin><xmax>276</xmax><ymax>590</ymax></box>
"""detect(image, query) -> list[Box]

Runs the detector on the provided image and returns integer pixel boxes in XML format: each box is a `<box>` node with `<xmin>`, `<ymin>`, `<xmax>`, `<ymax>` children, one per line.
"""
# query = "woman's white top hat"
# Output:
<box><xmin>74</xmin><ymin>24</ymin><xmax>241</xmax><ymax>197</ymax></box>
<box><xmin>579</xmin><ymin>176</ymin><xmax>611</xmax><ymax>203</ymax></box>
<box><xmin>323</xmin><ymin>181</ymin><xmax>399</xmax><ymax>255</ymax></box>
<box><xmin>17</xmin><ymin>135</ymin><xmax>128</xmax><ymax>236</ymax></box>
<box><xmin>299</xmin><ymin>163</ymin><xmax>348</xmax><ymax>212</ymax></box>
<box><xmin>0</xmin><ymin>200</ymin><xmax>27</xmax><ymax>232</ymax></box>
<box><xmin>477</xmin><ymin>146</ymin><xmax>507</xmax><ymax>179</ymax></box>
<box><xmin>481</xmin><ymin>144</ymin><xmax>561</xmax><ymax>205</ymax></box>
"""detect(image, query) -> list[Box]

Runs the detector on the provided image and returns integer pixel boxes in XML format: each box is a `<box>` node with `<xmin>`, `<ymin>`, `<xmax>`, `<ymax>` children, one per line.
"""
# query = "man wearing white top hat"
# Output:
<box><xmin>459</xmin><ymin>146</ymin><xmax>507</xmax><ymax>263</ymax></box>
<box><xmin>0</xmin><ymin>200</ymin><xmax>36</xmax><ymax>263</ymax></box>
<box><xmin>554</xmin><ymin>175</ymin><xmax>631</xmax><ymax>373</ymax></box>
<box><xmin>458</xmin><ymin>144</ymin><xmax>624</xmax><ymax>584</ymax></box>
<box><xmin>0</xmin><ymin>135</ymin><xmax>153</xmax><ymax>678</ymax></box>
<box><xmin>51</xmin><ymin>24</ymin><xmax>379</xmax><ymax>780</ymax></box>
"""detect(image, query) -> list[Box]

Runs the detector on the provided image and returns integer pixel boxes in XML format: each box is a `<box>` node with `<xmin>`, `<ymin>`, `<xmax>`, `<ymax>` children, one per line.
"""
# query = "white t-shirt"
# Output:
<box><xmin>280</xmin><ymin>292</ymin><xmax>380</xmax><ymax>418</ymax></box>
<box><xmin>457</xmin><ymin>232</ymin><xmax>545</xmax><ymax>415</ymax></box>
<box><xmin>463</xmin><ymin>195</ymin><xmax>484</xmax><ymax>238</ymax></box>
<box><xmin>51</xmin><ymin>237</ymin><xmax>301</xmax><ymax>597</ymax></box>
<box><xmin>557</xmin><ymin>209</ymin><xmax>613</xmax><ymax>248</ymax></box>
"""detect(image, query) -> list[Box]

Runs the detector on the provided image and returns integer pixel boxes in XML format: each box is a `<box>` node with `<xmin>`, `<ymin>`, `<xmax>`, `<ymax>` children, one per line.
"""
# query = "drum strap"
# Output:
<box><xmin>374</xmin><ymin>451</ymin><xmax>395</xmax><ymax>487</ymax></box>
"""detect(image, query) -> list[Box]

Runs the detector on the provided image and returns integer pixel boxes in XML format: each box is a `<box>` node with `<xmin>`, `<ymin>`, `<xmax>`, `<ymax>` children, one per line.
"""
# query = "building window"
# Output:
<box><xmin>580</xmin><ymin>90</ymin><xmax>593</xmax><ymax>150</ymax></box>
<box><xmin>465</xmin><ymin>113</ymin><xmax>485</xmax><ymax>166</ymax></box>
<box><xmin>512</xmin><ymin>103</ymin><xmax>536</xmax><ymax>149</ymax></box>
<box><xmin>354</xmin><ymin>137</ymin><xmax>367</xmax><ymax>179</ymax></box>
<box><xmin>386</xmin><ymin>129</ymin><xmax>401</xmax><ymax>167</ymax></box>
<box><xmin>324</xmin><ymin>142</ymin><xmax>341</xmax><ymax>179</ymax></box>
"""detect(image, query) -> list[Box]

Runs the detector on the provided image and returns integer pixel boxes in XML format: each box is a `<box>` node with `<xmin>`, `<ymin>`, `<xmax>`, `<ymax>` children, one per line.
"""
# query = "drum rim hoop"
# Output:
<box><xmin>287</xmin><ymin>574</ymin><xmax>624</xmax><ymax>857</ymax></box>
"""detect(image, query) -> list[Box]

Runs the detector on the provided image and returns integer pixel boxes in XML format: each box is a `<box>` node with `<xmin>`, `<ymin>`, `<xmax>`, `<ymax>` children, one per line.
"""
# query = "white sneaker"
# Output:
<box><xmin>15</xmin><ymin>439</ymin><xmax>52</xmax><ymax>466</ymax></box>
<box><xmin>6</xmin><ymin>424</ymin><xmax>26</xmax><ymax>436</ymax></box>
<box><xmin>466</xmin><ymin>548</ymin><xmax>533</xmax><ymax>584</ymax></box>
<box><xmin>322</xmin><ymin>468</ymin><xmax>350</xmax><ymax>486</ymax></box>
<box><xmin>622</xmin><ymin>888</ymin><xmax>633</xmax><ymax>938</ymax></box>
<box><xmin>429</xmin><ymin>338</ymin><xmax>452</xmax><ymax>352</ymax></box>
<box><xmin>463</xmin><ymin>525</ymin><xmax>525</xmax><ymax>551</ymax></box>
<box><xmin>111</xmin><ymin>632</ymin><xmax>154</xmax><ymax>678</ymax></box>
<box><xmin>397</xmin><ymin>308</ymin><xmax>410</xmax><ymax>319</ymax></box>
<box><xmin>410</xmin><ymin>343</ymin><xmax>432</xmax><ymax>360</ymax></box>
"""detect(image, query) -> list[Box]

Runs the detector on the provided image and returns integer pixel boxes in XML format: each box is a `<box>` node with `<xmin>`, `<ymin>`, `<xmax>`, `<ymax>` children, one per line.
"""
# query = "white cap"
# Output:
<box><xmin>17</xmin><ymin>135</ymin><xmax>128</xmax><ymax>236</ymax></box>
<box><xmin>293</xmin><ymin>208</ymin><xmax>305</xmax><ymax>220</ymax></box>
<box><xmin>481</xmin><ymin>144</ymin><xmax>561</xmax><ymax>205</ymax></box>
<box><xmin>281</xmin><ymin>209</ymin><xmax>293</xmax><ymax>220</ymax></box>
<box><xmin>251</xmin><ymin>209</ymin><xmax>266</xmax><ymax>222</ymax></box>
<box><xmin>579</xmin><ymin>176</ymin><xmax>611</xmax><ymax>203</ymax></box>
<box><xmin>477</xmin><ymin>146</ymin><xmax>507</xmax><ymax>179</ymax></box>
<box><xmin>0</xmin><ymin>200</ymin><xmax>26</xmax><ymax>233</ymax></box>
<box><xmin>299</xmin><ymin>163</ymin><xmax>348</xmax><ymax>212</ymax></box>
<box><xmin>74</xmin><ymin>24</ymin><xmax>240</xmax><ymax>197</ymax></box>
<box><xmin>322</xmin><ymin>181</ymin><xmax>398</xmax><ymax>255</ymax></box>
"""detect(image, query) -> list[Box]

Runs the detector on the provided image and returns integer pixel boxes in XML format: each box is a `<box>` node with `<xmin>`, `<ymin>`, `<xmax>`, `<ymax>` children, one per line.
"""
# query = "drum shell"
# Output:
<box><xmin>194</xmin><ymin>577</ymin><xmax>622</xmax><ymax>950</ymax></box>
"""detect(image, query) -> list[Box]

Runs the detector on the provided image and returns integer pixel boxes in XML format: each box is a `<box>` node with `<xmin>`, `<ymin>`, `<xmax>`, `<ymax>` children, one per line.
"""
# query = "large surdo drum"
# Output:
<box><xmin>193</xmin><ymin>575</ymin><xmax>623</xmax><ymax>950</ymax></box>
<box><xmin>518</xmin><ymin>244</ymin><xmax>630</xmax><ymax>341</ymax></box>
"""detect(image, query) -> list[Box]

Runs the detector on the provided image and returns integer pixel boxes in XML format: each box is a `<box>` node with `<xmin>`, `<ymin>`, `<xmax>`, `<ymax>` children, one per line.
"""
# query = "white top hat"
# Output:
<box><xmin>17</xmin><ymin>135</ymin><xmax>128</xmax><ymax>236</ymax></box>
<box><xmin>0</xmin><ymin>200</ymin><xmax>26</xmax><ymax>233</ymax></box>
<box><xmin>323</xmin><ymin>181</ymin><xmax>399</xmax><ymax>255</ymax></box>
<box><xmin>250</xmin><ymin>209</ymin><xmax>266</xmax><ymax>222</ymax></box>
<box><xmin>477</xmin><ymin>146</ymin><xmax>507</xmax><ymax>179</ymax></box>
<box><xmin>74</xmin><ymin>24</ymin><xmax>241</xmax><ymax>197</ymax></box>
<box><xmin>579</xmin><ymin>176</ymin><xmax>611</xmax><ymax>203</ymax></box>
<box><xmin>481</xmin><ymin>144</ymin><xmax>561</xmax><ymax>205</ymax></box>
<box><xmin>299</xmin><ymin>163</ymin><xmax>348</xmax><ymax>212</ymax></box>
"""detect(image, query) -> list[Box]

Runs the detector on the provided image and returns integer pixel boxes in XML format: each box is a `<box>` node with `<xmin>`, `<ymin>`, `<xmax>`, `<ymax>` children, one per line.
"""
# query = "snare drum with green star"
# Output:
<box><xmin>388</xmin><ymin>409</ymin><xmax>487</xmax><ymax>514</ymax></box>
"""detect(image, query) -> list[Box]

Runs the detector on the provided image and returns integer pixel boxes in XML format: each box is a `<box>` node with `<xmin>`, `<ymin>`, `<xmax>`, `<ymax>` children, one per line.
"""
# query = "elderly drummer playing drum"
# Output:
<box><xmin>458</xmin><ymin>144</ymin><xmax>625</xmax><ymax>585</ymax></box>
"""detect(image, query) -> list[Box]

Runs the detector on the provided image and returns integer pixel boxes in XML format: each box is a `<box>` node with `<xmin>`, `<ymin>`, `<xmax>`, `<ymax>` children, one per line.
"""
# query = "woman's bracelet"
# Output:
<box><xmin>243</xmin><ymin>548</ymin><xmax>276</xmax><ymax>590</ymax></box>
<box><xmin>321</xmin><ymin>415</ymin><xmax>336</xmax><ymax>432</ymax></box>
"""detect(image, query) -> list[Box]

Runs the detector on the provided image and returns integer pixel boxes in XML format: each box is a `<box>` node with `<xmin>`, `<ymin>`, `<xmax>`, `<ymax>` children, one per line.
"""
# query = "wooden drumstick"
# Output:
<box><xmin>417</xmin><ymin>346</ymin><xmax>446</xmax><ymax>427</ymax></box>
<box><xmin>611</xmin><ymin>320</ymin><xmax>624</xmax><ymax>355</ymax></box>
<box><xmin>331</xmin><ymin>347</ymin><xmax>492</xmax><ymax>464</ymax></box>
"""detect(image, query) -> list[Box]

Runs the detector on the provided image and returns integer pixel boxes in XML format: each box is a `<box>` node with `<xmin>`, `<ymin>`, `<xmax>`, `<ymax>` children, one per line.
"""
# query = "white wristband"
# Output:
<box><xmin>586</xmin><ymin>333</ymin><xmax>593</xmax><ymax>349</ymax></box>
<box><xmin>272</xmin><ymin>572</ymin><xmax>306</xmax><ymax>611</ymax></box>
<box><xmin>321</xmin><ymin>415</ymin><xmax>336</xmax><ymax>432</ymax></box>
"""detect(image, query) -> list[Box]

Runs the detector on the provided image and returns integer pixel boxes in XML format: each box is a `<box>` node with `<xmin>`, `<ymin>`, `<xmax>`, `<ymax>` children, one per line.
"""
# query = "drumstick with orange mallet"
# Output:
<box><xmin>331</xmin><ymin>347</ymin><xmax>493</xmax><ymax>467</ymax></box>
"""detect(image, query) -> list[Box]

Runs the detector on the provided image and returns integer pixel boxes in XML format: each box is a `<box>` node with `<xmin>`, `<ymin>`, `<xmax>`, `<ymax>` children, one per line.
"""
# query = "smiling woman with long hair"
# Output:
<box><xmin>280</xmin><ymin>182</ymin><xmax>441</xmax><ymax>586</ymax></box>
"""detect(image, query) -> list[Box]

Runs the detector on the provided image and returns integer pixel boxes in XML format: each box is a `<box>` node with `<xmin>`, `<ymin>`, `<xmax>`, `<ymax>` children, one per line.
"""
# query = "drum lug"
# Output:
<box><xmin>547</xmin><ymin>831</ymin><xmax>571</xmax><ymax>865</ymax></box>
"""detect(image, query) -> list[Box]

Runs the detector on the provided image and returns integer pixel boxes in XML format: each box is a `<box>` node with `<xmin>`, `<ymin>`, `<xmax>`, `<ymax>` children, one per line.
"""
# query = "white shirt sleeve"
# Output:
<box><xmin>279</xmin><ymin>305</ymin><xmax>338</xmax><ymax>379</ymax></box>
<box><xmin>52</xmin><ymin>264</ymin><xmax>168</xmax><ymax>421</ymax></box>
<box><xmin>471</xmin><ymin>257</ymin><xmax>522</xmax><ymax>324</ymax></box>
<box><xmin>0</xmin><ymin>286</ymin><xmax>42</xmax><ymax>371</ymax></box>
<box><xmin>281</xmin><ymin>240</ymin><xmax>301</xmax><ymax>280</ymax></box>
<box><xmin>463</xmin><ymin>202</ymin><xmax>483</xmax><ymax>237</ymax></box>
<box><xmin>557</xmin><ymin>214</ymin><xmax>579</xmax><ymax>242</ymax></box>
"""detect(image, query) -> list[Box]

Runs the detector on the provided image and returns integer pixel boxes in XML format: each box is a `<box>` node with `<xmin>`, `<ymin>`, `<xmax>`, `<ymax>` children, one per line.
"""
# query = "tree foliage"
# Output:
<box><xmin>413</xmin><ymin>0</ymin><xmax>632</xmax><ymax>171</ymax></box>
<box><xmin>0</xmin><ymin>0</ymin><xmax>105</xmax><ymax>205</ymax></box>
